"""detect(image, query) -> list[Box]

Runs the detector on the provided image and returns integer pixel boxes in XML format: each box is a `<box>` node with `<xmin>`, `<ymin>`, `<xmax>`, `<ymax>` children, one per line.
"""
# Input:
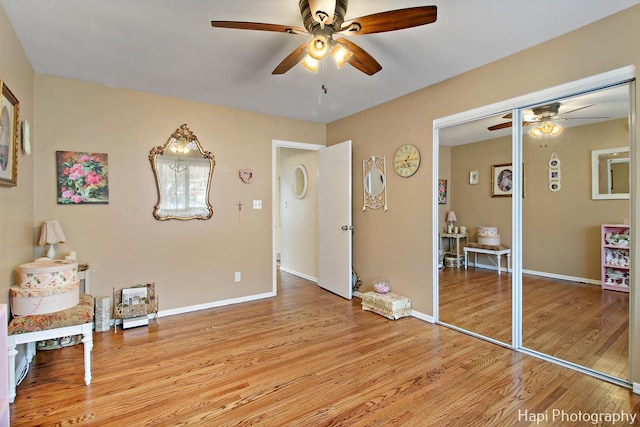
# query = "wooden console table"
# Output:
<box><xmin>464</xmin><ymin>243</ymin><xmax>511</xmax><ymax>276</ymax></box>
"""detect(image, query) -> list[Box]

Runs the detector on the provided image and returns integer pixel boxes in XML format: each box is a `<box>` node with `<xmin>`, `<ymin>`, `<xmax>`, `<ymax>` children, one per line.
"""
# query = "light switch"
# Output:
<box><xmin>253</xmin><ymin>200</ymin><xmax>262</xmax><ymax>209</ymax></box>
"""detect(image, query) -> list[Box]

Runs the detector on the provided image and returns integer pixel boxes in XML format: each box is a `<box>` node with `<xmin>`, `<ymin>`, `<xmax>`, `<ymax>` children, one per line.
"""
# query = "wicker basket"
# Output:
<box><xmin>113</xmin><ymin>283</ymin><xmax>158</xmax><ymax>329</ymax></box>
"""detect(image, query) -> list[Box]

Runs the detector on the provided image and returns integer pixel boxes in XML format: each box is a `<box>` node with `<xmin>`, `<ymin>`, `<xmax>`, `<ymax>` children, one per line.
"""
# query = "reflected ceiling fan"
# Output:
<box><xmin>488</xmin><ymin>102</ymin><xmax>608</xmax><ymax>133</ymax></box>
<box><xmin>211</xmin><ymin>0</ymin><xmax>437</xmax><ymax>76</ymax></box>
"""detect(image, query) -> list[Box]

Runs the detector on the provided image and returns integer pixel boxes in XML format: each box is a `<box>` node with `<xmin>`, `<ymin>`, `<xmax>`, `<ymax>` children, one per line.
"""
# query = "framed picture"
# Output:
<box><xmin>469</xmin><ymin>170</ymin><xmax>479</xmax><ymax>185</ymax></box>
<box><xmin>491</xmin><ymin>163</ymin><xmax>526</xmax><ymax>197</ymax></box>
<box><xmin>549</xmin><ymin>169</ymin><xmax>561</xmax><ymax>180</ymax></box>
<box><xmin>121</xmin><ymin>287</ymin><xmax>148</xmax><ymax>306</ymax></box>
<box><xmin>438</xmin><ymin>179</ymin><xmax>447</xmax><ymax>204</ymax></box>
<box><xmin>57</xmin><ymin>151</ymin><xmax>109</xmax><ymax>204</ymax></box>
<box><xmin>491</xmin><ymin>163</ymin><xmax>513</xmax><ymax>197</ymax></box>
<box><xmin>0</xmin><ymin>81</ymin><xmax>20</xmax><ymax>187</ymax></box>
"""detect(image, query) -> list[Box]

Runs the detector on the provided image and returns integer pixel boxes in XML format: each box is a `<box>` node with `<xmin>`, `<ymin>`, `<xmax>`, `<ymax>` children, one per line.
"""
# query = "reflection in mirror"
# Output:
<box><xmin>437</xmin><ymin>81</ymin><xmax>632</xmax><ymax>382</ymax></box>
<box><xmin>592</xmin><ymin>146</ymin><xmax>630</xmax><ymax>199</ymax></box>
<box><xmin>522</xmin><ymin>84</ymin><xmax>630</xmax><ymax>381</ymax></box>
<box><xmin>365</xmin><ymin>168</ymin><xmax>385</xmax><ymax>196</ymax></box>
<box><xmin>438</xmin><ymin>112</ymin><xmax>512</xmax><ymax>346</ymax></box>
<box><xmin>292</xmin><ymin>164</ymin><xmax>308</xmax><ymax>199</ymax></box>
<box><xmin>149</xmin><ymin>124</ymin><xmax>216</xmax><ymax>220</ymax></box>
<box><xmin>362</xmin><ymin>156</ymin><xmax>387</xmax><ymax>211</ymax></box>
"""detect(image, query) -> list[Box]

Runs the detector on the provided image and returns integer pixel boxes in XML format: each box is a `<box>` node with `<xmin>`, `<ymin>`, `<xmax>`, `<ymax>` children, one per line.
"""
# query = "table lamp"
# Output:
<box><xmin>446</xmin><ymin>211</ymin><xmax>457</xmax><ymax>233</ymax></box>
<box><xmin>39</xmin><ymin>220</ymin><xmax>66</xmax><ymax>259</ymax></box>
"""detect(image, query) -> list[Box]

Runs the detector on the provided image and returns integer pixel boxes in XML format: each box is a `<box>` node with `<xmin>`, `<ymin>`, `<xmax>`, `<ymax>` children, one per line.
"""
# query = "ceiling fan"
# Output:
<box><xmin>211</xmin><ymin>0</ymin><xmax>437</xmax><ymax>76</ymax></box>
<box><xmin>487</xmin><ymin>102</ymin><xmax>608</xmax><ymax>132</ymax></box>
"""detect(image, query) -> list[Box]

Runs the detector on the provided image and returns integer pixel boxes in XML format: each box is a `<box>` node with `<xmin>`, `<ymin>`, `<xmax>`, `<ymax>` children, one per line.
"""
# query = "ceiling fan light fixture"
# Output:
<box><xmin>308</xmin><ymin>0</ymin><xmax>335</xmax><ymax>25</ymax></box>
<box><xmin>331</xmin><ymin>43</ymin><xmax>352</xmax><ymax>68</ymax></box>
<box><xmin>529</xmin><ymin>121</ymin><xmax>562</xmax><ymax>138</ymax></box>
<box><xmin>301</xmin><ymin>55</ymin><xmax>319</xmax><ymax>73</ymax></box>
<box><xmin>308</xmin><ymin>35</ymin><xmax>329</xmax><ymax>60</ymax></box>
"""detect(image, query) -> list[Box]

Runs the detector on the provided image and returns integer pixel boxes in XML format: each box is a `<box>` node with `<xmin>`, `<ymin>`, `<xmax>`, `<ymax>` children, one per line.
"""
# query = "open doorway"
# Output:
<box><xmin>272</xmin><ymin>140</ymin><xmax>324</xmax><ymax>294</ymax></box>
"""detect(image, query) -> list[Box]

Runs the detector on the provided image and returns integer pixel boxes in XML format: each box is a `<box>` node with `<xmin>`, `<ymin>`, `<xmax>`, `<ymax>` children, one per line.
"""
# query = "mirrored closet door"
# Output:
<box><xmin>438</xmin><ymin>113</ymin><xmax>514</xmax><ymax>346</ymax></box>
<box><xmin>435</xmin><ymin>76</ymin><xmax>633</xmax><ymax>384</ymax></box>
<box><xmin>520</xmin><ymin>84</ymin><xmax>632</xmax><ymax>381</ymax></box>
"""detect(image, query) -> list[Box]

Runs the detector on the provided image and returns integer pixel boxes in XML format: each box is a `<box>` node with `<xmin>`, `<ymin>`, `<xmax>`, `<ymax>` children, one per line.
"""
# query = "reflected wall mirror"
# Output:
<box><xmin>292</xmin><ymin>164</ymin><xmax>308</xmax><ymax>199</ymax></box>
<box><xmin>592</xmin><ymin>146</ymin><xmax>630</xmax><ymax>199</ymax></box>
<box><xmin>149</xmin><ymin>124</ymin><xmax>216</xmax><ymax>220</ymax></box>
<box><xmin>362</xmin><ymin>156</ymin><xmax>388</xmax><ymax>211</ymax></box>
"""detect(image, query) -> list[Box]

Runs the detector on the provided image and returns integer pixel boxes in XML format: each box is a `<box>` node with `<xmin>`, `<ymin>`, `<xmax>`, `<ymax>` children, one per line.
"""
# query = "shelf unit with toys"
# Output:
<box><xmin>601</xmin><ymin>224</ymin><xmax>630</xmax><ymax>292</ymax></box>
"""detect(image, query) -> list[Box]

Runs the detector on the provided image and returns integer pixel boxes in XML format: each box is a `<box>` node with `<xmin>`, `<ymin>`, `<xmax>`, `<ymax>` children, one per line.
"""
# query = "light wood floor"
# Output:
<box><xmin>439</xmin><ymin>266</ymin><xmax>630</xmax><ymax>380</ymax></box>
<box><xmin>10</xmin><ymin>271</ymin><xmax>640</xmax><ymax>426</ymax></box>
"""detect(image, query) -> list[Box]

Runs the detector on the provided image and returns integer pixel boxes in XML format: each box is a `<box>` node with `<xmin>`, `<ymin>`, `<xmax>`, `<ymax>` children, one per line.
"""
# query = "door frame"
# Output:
<box><xmin>432</xmin><ymin>65</ymin><xmax>636</xmax><ymax>387</ymax></box>
<box><xmin>272</xmin><ymin>139</ymin><xmax>324</xmax><ymax>294</ymax></box>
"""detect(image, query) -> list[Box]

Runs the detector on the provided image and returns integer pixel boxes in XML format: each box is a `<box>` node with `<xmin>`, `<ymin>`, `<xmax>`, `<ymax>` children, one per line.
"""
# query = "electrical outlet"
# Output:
<box><xmin>253</xmin><ymin>200</ymin><xmax>262</xmax><ymax>209</ymax></box>
<box><xmin>234</xmin><ymin>272</ymin><xmax>241</xmax><ymax>282</ymax></box>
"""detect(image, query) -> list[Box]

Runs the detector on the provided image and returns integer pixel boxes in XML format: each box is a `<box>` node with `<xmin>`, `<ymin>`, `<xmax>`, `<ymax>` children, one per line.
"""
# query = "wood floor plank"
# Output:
<box><xmin>440</xmin><ymin>266</ymin><xmax>630</xmax><ymax>379</ymax></box>
<box><xmin>9</xmin><ymin>270</ymin><xmax>640</xmax><ymax>426</ymax></box>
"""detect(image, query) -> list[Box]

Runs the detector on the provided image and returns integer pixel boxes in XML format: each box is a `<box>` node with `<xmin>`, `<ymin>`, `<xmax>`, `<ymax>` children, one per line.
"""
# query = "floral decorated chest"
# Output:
<box><xmin>361</xmin><ymin>292</ymin><xmax>412</xmax><ymax>320</ymax></box>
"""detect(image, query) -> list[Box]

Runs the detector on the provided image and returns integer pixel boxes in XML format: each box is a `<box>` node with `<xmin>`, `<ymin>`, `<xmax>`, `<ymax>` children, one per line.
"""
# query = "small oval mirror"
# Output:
<box><xmin>365</xmin><ymin>168</ymin><xmax>385</xmax><ymax>196</ymax></box>
<box><xmin>292</xmin><ymin>164</ymin><xmax>308</xmax><ymax>199</ymax></box>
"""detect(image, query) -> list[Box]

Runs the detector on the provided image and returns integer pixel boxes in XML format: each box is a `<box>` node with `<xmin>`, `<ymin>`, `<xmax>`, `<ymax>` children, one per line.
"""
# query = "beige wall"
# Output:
<box><xmin>327</xmin><ymin>6</ymin><xmax>640</xmax><ymax>384</ymax></box>
<box><xmin>279</xmin><ymin>148</ymin><xmax>318</xmax><ymax>278</ymax></box>
<box><xmin>449</xmin><ymin>119</ymin><xmax>629</xmax><ymax>280</ymax></box>
<box><xmin>0</xmin><ymin>6</ymin><xmax>35</xmax><ymax>305</ymax></box>
<box><xmin>30</xmin><ymin>75</ymin><xmax>325</xmax><ymax>309</ymax></box>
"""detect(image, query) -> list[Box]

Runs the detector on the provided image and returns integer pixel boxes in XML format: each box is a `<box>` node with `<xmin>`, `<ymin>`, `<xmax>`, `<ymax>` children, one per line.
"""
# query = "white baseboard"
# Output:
<box><xmin>522</xmin><ymin>268</ymin><xmax>600</xmax><ymax>285</ymax></box>
<box><xmin>411</xmin><ymin>310</ymin><xmax>435</xmax><ymax>323</ymax></box>
<box><xmin>278</xmin><ymin>266</ymin><xmax>318</xmax><ymax>283</ymax></box>
<box><xmin>157</xmin><ymin>292</ymin><xmax>276</xmax><ymax>319</ymax></box>
<box><xmin>634</xmin><ymin>382</ymin><xmax>640</xmax><ymax>395</ymax></box>
<box><xmin>471</xmin><ymin>262</ymin><xmax>599</xmax><ymax>285</ymax></box>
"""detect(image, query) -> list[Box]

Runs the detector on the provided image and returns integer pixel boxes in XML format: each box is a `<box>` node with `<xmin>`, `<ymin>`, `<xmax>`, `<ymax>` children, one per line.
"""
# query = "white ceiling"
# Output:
<box><xmin>2</xmin><ymin>0</ymin><xmax>639</xmax><ymax>124</ymax></box>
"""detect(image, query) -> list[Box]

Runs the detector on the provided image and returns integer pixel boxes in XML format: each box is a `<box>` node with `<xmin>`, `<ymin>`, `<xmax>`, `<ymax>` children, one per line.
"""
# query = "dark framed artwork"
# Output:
<box><xmin>438</xmin><ymin>179</ymin><xmax>447</xmax><ymax>204</ymax></box>
<box><xmin>57</xmin><ymin>151</ymin><xmax>109</xmax><ymax>204</ymax></box>
<box><xmin>491</xmin><ymin>163</ymin><xmax>526</xmax><ymax>197</ymax></box>
<box><xmin>0</xmin><ymin>81</ymin><xmax>20</xmax><ymax>187</ymax></box>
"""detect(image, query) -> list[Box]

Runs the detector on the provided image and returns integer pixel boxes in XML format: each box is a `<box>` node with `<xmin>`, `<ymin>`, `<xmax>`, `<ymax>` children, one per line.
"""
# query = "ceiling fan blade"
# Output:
<box><xmin>488</xmin><ymin>121</ymin><xmax>535</xmax><ymax>131</ymax></box>
<box><xmin>211</xmin><ymin>21</ymin><xmax>308</xmax><ymax>35</ymax></box>
<box><xmin>559</xmin><ymin>104</ymin><xmax>595</xmax><ymax>115</ymax></box>
<box><xmin>487</xmin><ymin>121</ymin><xmax>513</xmax><ymax>131</ymax></box>
<box><xmin>272</xmin><ymin>43</ymin><xmax>308</xmax><ymax>75</ymax></box>
<box><xmin>340</xmin><ymin>6</ymin><xmax>437</xmax><ymax>35</ymax></box>
<box><xmin>336</xmin><ymin>38</ymin><xmax>382</xmax><ymax>75</ymax></box>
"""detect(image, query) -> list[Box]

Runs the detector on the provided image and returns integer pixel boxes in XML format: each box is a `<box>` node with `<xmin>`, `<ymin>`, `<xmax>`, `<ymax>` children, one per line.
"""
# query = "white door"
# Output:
<box><xmin>318</xmin><ymin>140</ymin><xmax>353</xmax><ymax>299</ymax></box>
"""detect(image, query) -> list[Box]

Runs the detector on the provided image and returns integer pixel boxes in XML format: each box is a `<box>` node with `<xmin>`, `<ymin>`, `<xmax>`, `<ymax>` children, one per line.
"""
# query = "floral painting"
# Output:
<box><xmin>57</xmin><ymin>151</ymin><xmax>109</xmax><ymax>204</ymax></box>
<box><xmin>438</xmin><ymin>179</ymin><xmax>447</xmax><ymax>204</ymax></box>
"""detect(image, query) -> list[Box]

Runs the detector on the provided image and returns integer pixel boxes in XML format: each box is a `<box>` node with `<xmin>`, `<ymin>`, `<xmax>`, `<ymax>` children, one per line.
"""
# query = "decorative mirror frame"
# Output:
<box><xmin>362</xmin><ymin>155</ymin><xmax>388</xmax><ymax>211</ymax></box>
<box><xmin>149</xmin><ymin>124</ymin><xmax>216</xmax><ymax>220</ymax></box>
<box><xmin>591</xmin><ymin>146</ymin><xmax>629</xmax><ymax>200</ymax></box>
<box><xmin>292</xmin><ymin>164</ymin><xmax>308</xmax><ymax>199</ymax></box>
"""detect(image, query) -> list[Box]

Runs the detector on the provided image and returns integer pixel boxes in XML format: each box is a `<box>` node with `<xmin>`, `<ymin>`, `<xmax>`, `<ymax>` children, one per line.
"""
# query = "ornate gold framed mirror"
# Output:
<box><xmin>149</xmin><ymin>124</ymin><xmax>216</xmax><ymax>220</ymax></box>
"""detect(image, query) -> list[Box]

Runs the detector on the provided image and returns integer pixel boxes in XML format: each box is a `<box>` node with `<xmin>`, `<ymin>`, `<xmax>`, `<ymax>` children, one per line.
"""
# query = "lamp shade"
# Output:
<box><xmin>39</xmin><ymin>220</ymin><xmax>66</xmax><ymax>246</ymax></box>
<box><xmin>446</xmin><ymin>211</ymin><xmax>457</xmax><ymax>223</ymax></box>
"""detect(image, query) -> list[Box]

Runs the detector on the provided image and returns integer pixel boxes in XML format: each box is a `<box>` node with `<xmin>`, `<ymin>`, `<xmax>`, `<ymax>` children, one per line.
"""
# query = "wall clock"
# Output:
<box><xmin>393</xmin><ymin>144</ymin><xmax>421</xmax><ymax>177</ymax></box>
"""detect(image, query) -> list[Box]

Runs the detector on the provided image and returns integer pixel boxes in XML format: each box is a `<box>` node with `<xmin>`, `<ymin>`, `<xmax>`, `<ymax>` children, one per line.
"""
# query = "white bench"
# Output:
<box><xmin>7</xmin><ymin>294</ymin><xmax>94</xmax><ymax>403</ymax></box>
<box><xmin>464</xmin><ymin>243</ymin><xmax>511</xmax><ymax>276</ymax></box>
